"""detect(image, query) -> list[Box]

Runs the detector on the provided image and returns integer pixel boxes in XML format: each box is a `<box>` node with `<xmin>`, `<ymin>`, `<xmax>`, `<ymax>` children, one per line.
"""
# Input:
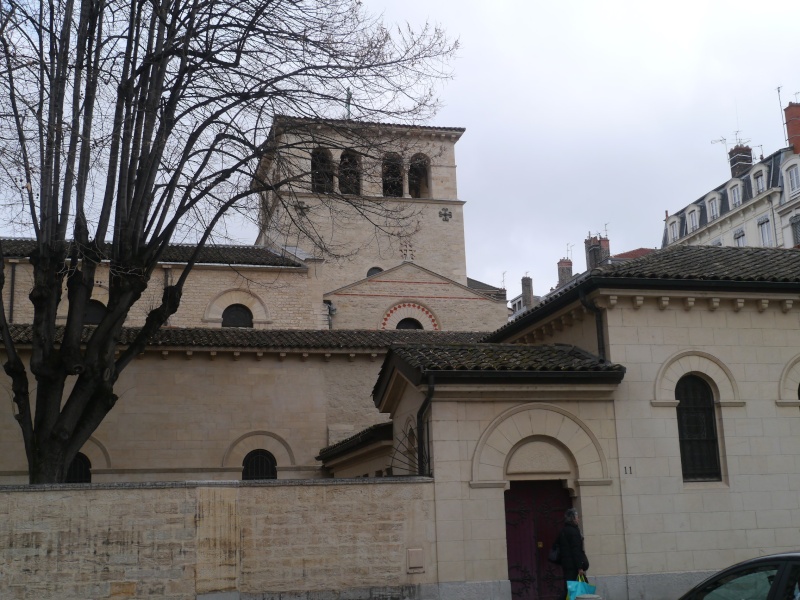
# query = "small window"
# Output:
<box><xmin>676</xmin><ymin>374</ymin><xmax>721</xmax><ymax>481</ymax></box>
<box><xmin>311</xmin><ymin>148</ymin><xmax>334</xmax><ymax>194</ymax></box>
<box><xmin>84</xmin><ymin>299</ymin><xmax>107</xmax><ymax>325</ymax></box>
<box><xmin>791</xmin><ymin>215</ymin><xmax>800</xmax><ymax>246</ymax></box>
<box><xmin>688</xmin><ymin>211</ymin><xmax>698</xmax><ymax>232</ymax></box>
<box><xmin>754</xmin><ymin>172</ymin><xmax>765</xmax><ymax>194</ymax></box>
<box><xmin>708</xmin><ymin>198</ymin><xmax>718</xmax><ymax>220</ymax></box>
<box><xmin>221</xmin><ymin>304</ymin><xmax>253</xmax><ymax>328</ymax></box>
<box><xmin>396</xmin><ymin>318</ymin><xmax>423</xmax><ymax>330</ymax></box>
<box><xmin>408</xmin><ymin>154</ymin><xmax>430</xmax><ymax>198</ymax></box>
<box><xmin>382</xmin><ymin>153</ymin><xmax>403</xmax><ymax>197</ymax></box>
<box><xmin>338</xmin><ymin>150</ymin><xmax>361</xmax><ymax>195</ymax></box>
<box><xmin>367</xmin><ymin>266</ymin><xmax>383</xmax><ymax>278</ymax></box>
<box><xmin>65</xmin><ymin>452</ymin><xmax>91</xmax><ymax>483</ymax></box>
<box><xmin>730</xmin><ymin>185</ymin><xmax>741</xmax><ymax>207</ymax></box>
<box><xmin>789</xmin><ymin>165</ymin><xmax>800</xmax><ymax>194</ymax></box>
<box><xmin>711</xmin><ymin>239</ymin><xmax>722</xmax><ymax>247</ymax></box>
<box><xmin>758</xmin><ymin>217</ymin><xmax>772</xmax><ymax>247</ymax></box>
<box><xmin>242</xmin><ymin>449</ymin><xmax>277</xmax><ymax>480</ymax></box>
<box><xmin>669</xmin><ymin>221</ymin><xmax>678</xmax><ymax>242</ymax></box>
<box><xmin>734</xmin><ymin>228</ymin><xmax>746</xmax><ymax>247</ymax></box>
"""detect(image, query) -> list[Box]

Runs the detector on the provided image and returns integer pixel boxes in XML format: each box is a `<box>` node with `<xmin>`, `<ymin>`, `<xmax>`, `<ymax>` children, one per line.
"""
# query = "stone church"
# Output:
<box><xmin>4</xmin><ymin>118</ymin><xmax>800</xmax><ymax>600</ymax></box>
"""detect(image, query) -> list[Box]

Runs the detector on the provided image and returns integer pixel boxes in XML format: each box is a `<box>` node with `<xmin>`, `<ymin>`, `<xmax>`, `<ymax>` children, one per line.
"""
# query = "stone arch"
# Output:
<box><xmin>381</xmin><ymin>301</ymin><xmax>439</xmax><ymax>330</ymax></box>
<box><xmin>222</xmin><ymin>431</ymin><xmax>295</xmax><ymax>468</ymax></box>
<box><xmin>204</xmin><ymin>289</ymin><xmax>270</xmax><ymax>328</ymax></box>
<box><xmin>778</xmin><ymin>354</ymin><xmax>800</xmax><ymax>406</ymax></box>
<box><xmin>470</xmin><ymin>403</ymin><xmax>609</xmax><ymax>489</ymax></box>
<box><xmin>654</xmin><ymin>350</ymin><xmax>740</xmax><ymax>407</ymax></box>
<box><xmin>81</xmin><ymin>436</ymin><xmax>111</xmax><ymax>469</ymax></box>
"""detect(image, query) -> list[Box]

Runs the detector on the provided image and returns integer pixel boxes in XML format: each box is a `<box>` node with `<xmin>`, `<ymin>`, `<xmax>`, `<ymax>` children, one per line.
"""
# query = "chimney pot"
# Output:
<box><xmin>786</xmin><ymin>103</ymin><xmax>800</xmax><ymax>155</ymax></box>
<box><xmin>728</xmin><ymin>145</ymin><xmax>753</xmax><ymax>179</ymax></box>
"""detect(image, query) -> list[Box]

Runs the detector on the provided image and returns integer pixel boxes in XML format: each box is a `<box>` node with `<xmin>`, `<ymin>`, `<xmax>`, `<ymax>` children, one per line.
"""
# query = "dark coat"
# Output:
<box><xmin>558</xmin><ymin>522</ymin><xmax>589</xmax><ymax>582</ymax></box>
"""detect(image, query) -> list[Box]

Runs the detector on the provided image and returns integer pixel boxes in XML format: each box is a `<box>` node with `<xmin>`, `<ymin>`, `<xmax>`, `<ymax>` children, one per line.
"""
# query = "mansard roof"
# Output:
<box><xmin>0</xmin><ymin>238</ymin><xmax>301</xmax><ymax>268</ymax></box>
<box><xmin>7</xmin><ymin>324</ymin><xmax>486</xmax><ymax>350</ymax></box>
<box><xmin>661</xmin><ymin>148</ymin><xmax>789</xmax><ymax>247</ymax></box>
<box><xmin>485</xmin><ymin>245</ymin><xmax>800</xmax><ymax>342</ymax></box>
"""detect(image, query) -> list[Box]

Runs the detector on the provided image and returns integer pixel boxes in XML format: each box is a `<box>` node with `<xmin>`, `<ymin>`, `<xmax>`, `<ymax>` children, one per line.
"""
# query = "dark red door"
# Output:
<box><xmin>504</xmin><ymin>480</ymin><xmax>572</xmax><ymax>600</ymax></box>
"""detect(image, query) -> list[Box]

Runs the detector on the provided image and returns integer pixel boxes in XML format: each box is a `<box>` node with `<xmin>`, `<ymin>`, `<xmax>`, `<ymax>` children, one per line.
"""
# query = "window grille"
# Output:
<box><xmin>242</xmin><ymin>449</ymin><xmax>277</xmax><ymax>480</ymax></box>
<box><xmin>222</xmin><ymin>304</ymin><xmax>253</xmax><ymax>328</ymax></box>
<box><xmin>676</xmin><ymin>375</ymin><xmax>721</xmax><ymax>481</ymax></box>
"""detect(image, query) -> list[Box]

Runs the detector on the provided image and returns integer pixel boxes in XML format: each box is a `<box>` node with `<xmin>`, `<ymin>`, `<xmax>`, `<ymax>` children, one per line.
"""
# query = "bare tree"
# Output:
<box><xmin>0</xmin><ymin>0</ymin><xmax>456</xmax><ymax>483</ymax></box>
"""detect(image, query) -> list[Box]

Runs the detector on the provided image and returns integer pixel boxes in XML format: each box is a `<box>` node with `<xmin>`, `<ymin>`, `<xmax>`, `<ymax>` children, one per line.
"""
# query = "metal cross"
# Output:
<box><xmin>438</xmin><ymin>208</ymin><xmax>452</xmax><ymax>222</ymax></box>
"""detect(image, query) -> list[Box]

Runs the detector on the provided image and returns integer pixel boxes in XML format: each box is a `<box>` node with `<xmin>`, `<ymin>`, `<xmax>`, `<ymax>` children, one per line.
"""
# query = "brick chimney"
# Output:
<box><xmin>584</xmin><ymin>234</ymin><xmax>610</xmax><ymax>270</ymax></box>
<box><xmin>728</xmin><ymin>145</ymin><xmax>753</xmax><ymax>179</ymax></box>
<box><xmin>557</xmin><ymin>258</ymin><xmax>573</xmax><ymax>288</ymax></box>
<box><xmin>521</xmin><ymin>276</ymin><xmax>533</xmax><ymax>309</ymax></box>
<box><xmin>786</xmin><ymin>103</ymin><xmax>800</xmax><ymax>155</ymax></box>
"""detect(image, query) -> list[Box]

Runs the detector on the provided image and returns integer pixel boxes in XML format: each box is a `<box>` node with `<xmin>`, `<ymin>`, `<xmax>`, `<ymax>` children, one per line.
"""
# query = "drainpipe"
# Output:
<box><xmin>417</xmin><ymin>374</ymin><xmax>435</xmax><ymax>476</ymax></box>
<box><xmin>579</xmin><ymin>290</ymin><xmax>607</xmax><ymax>361</ymax></box>
<box><xmin>8</xmin><ymin>262</ymin><xmax>16</xmax><ymax>323</ymax></box>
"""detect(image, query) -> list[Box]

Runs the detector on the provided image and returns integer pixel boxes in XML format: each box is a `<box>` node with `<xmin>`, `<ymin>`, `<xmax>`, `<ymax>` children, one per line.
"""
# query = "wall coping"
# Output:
<box><xmin>0</xmin><ymin>476</ymin><xmax>434</xmax><ymax>493</ymax></box>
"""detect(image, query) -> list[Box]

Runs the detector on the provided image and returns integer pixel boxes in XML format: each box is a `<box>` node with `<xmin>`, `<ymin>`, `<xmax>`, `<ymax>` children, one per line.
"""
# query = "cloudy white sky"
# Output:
<box><xmin>366</xmin><ymin>0</ymin><xmax>800</xmax><ymax>300</ymax></box>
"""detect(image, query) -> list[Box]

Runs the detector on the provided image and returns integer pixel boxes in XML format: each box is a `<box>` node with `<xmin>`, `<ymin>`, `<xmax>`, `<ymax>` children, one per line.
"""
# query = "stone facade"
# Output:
<box><xmin>0</xmin><ymin>480</ymin><xmax>440</xmax><ymax>600</ymax></box>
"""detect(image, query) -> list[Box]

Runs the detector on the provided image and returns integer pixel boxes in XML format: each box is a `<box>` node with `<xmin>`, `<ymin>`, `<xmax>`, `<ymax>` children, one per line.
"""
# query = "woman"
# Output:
<box><xmin>557</xmin><ymin>508</ymin><xmax>590</xmax><ymax>593</ymax></box>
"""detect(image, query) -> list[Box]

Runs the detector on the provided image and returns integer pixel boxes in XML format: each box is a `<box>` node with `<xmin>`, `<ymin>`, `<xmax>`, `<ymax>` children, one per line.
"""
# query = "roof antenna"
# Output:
<box><xmin>345</xmin><ymin>88</ymin><xmax>352</xmax><ymax>120</ymax></box>
<box><xmin>603</xmin><ymin>223</ymin><xmax>609</xmax><ymax>238</ymax></box>
<box><xmin>777</xmin><ymin>86</ymin><xmax>788</xmax><ymax>145</ymax></box>
<box><xmin>501</xmin><ymin>271</ymin><xmax>506</xmax><ymax>289</ymax></box>
<box><xmin>711</xmin><ymin>136</ymin><xmax>728</xmax><ymax>162</ymax></box>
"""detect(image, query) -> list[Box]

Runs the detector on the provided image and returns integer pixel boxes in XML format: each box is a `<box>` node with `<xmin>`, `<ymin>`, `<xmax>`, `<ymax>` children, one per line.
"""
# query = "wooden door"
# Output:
<box><xmin>504</xmin><ymin>480</ymin><xmax>572</xmax><ymax>600</ymax></box>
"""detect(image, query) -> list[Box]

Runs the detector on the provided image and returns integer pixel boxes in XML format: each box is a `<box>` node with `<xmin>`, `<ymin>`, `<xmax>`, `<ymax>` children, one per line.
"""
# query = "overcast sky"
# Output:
<box><xmin>365</xmin><ymin>0</ymin><xmax>800</xmax><ymax>300</ymax></box>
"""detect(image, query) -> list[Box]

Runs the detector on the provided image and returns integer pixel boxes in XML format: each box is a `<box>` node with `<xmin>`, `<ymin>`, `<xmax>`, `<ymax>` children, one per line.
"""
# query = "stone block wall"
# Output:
<box><xmin>0</xmin><ymin>479</ymin><xmax>437</xmax><ymax>600</ymax></box>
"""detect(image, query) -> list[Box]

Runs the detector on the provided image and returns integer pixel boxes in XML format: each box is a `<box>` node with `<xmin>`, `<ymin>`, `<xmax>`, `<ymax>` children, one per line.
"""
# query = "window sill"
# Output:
<box><xmin>682</xmin><ymin>479</ymin><xmax>728</xmax><ymax>490</ymax></box>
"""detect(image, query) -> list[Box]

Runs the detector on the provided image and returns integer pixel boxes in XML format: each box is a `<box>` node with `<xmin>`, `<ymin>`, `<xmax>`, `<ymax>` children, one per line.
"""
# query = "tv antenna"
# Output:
<box><xmin>566</xmin><ymin>243</ymin><xmax>574</xmax><ymax>260</ymax></box>
<box><xmin>501</xmin><ymin>271</ymin><xmax>506</xmax><ymax>289</ymax></box>
<box><xmin>777</xmin><ymin>86</ymin><xmax>788</xmax><ymax>145</ymax></box>
<box><xmin>711</xmin><ymin>136</ymin><xmax>728</xmax><ymax>161</ymax></box>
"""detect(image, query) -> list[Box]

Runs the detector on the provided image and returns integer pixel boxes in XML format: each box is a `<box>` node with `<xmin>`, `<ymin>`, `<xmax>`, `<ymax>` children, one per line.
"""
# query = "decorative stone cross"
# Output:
<box><xmin>438</xmin><ymin>208</ymin><xmax>452</xmax><ymax>222</ymax></box>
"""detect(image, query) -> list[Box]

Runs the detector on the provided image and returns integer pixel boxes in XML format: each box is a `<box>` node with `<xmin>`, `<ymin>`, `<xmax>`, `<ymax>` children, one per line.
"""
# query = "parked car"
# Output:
<box><xmin>677</xmin><ymin>553</ymin><xmax>800</xmax><ymax>600</ymax></box>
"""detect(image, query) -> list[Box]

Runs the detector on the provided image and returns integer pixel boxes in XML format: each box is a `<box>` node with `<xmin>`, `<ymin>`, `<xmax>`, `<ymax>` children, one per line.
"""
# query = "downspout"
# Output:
<box><xmin>579</xmin><ymin>290</ymin><xmax>606</xmax><ymax>361</ymax></box>
<box><xmin>417</xmin><ymin>373</ymin><xmax>435</xmax><ymax>476</ymax></box>
<box><xmin>8</xmin><ymin>262</ymin><xmax>16</xmax><ymax>324</ymax></box>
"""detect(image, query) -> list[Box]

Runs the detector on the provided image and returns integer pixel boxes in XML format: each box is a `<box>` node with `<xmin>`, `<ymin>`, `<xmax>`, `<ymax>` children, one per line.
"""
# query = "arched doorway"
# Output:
<box><xmin>505</xmin><ymin>480</ymin><xmax>572</xmax><ymax>600</ymax></box>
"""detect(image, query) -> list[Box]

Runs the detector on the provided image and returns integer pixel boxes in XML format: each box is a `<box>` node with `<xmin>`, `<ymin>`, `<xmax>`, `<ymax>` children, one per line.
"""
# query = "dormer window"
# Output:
<box><xmin>708</xmin><ymin>198</ymin><xmax>718</xmax><ymax>221</ymax></box>
<box><xmin>754</xmin><ymin>172</ymin><xmax>765</xmax><ymax>194</ymax></box>
<box><xmin>669</xmin><ymin>221</ymin><xmax>678</xmax><ymax>242</ymax></box>
<box><xmin>789</xmin><ymin>165</ymin><xmax>800</xmax><ymax>195</ymax></box>
<box><xmin>730</xmin><ymin>185</ymin><xmax>741</xmax><ymax>207</ymax></box>
<box><xmin>688</xmin><ymin>210</ymin><xmax>698</xmax><ymax>232</ymax></box>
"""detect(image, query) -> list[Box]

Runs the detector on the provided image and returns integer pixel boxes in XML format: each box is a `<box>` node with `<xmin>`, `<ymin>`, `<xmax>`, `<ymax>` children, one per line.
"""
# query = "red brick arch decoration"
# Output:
<box><xmin>381</xmin><ymin>302</ymin><xmax>439</xmax><ymax>330</ymax></box>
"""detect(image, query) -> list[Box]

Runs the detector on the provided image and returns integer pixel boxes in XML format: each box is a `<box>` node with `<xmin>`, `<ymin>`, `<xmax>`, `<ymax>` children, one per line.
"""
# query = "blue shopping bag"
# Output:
<box><xmin>566</xmin><ymin>574</ymin><xmax>596</xmax><ymax>600</ymax></box>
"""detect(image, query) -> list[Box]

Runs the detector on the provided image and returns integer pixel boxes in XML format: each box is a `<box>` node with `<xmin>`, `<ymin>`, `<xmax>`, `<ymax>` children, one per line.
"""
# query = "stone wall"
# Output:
<box><xmin>0</xmin><ymin>479</ymin><xmax>438</xmax><ymax>600</ymax></box>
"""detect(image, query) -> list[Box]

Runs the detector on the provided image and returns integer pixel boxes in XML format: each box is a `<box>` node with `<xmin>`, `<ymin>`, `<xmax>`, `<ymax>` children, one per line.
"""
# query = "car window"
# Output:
<box><xmin>694</xmin><ymin>563</ymin><xmax>780</xmax><ymax>600</ymax></box>
<box><xmin>777</xmin><ymin>563</ymin><xmax>800</xmax><ymax>600</ymax></box>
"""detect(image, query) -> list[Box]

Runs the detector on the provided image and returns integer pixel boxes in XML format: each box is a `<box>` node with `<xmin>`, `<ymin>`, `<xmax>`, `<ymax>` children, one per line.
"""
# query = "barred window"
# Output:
<box><xmin>676</xmin><ymin>375</ymin><xmax>721</xmax><ymax>481</ymax></box>
<box><xmin>242</xmin><ymin>449</ymin><xmax>277</xmax><ymax>480</ymax></box>
<box><xmin>222</xmin><ymin>304</ymin><xmax>253</xmax><ymax>328</ymax></box>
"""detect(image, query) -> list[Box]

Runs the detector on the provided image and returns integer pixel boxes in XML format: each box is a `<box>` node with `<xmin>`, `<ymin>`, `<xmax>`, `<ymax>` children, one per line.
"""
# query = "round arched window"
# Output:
<box><xmin>65</xmin><ymin>452</ymin><xmax>92</xmax><ymax>483</ymax></box>
<box><xmin>222</xmin><ymin>304</ymin><xmax>253</xmax><ymax>328</ymax></box>
<box><xmin>367</xmin><ymin>267</ymin><xmax>383</xmax><ymax>278</ymax></box>
<box><xmin>84</xmin><ymin>299</ymin><xmax>107</xmax><ymax>325</ymax></box>
<box><xmin>396</xmin><ymin>318</ymin><xmax>423</xmax><ymax>330</ymax></box>
<box><xmin>242</xmin><ymin>449</ymin><xmax>277</xmax><ymax>480</ymax></box>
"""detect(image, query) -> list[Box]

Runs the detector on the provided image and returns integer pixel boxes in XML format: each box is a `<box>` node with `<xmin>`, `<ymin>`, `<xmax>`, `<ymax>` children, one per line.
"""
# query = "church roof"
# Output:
<box><xmin>0</xmin><ymin>238</ymin><xmax>301</xmax><ymax>268</ymax></box>
<box><xmin>7</xmin><ymin>324</ymin><xmax>486</xmax><ymax>350</ymax></box>
<box><xmin>271</xmin><ymin>114</ymin><xmax>465</xmax><ymax>135</ymax></box>
<box><xmin>486</xmin><ymin>245</ymin><xmax>800</xmax><ymax>342</ymax></box>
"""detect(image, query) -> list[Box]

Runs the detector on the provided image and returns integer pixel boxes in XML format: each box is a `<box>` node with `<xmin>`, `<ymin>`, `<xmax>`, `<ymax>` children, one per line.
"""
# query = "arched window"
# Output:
<box><xmin>311</xmin><ymin>148</ymin><xmax>334</xmax><ymax>194</ymax></box>
<box><xmin>84</xmin><ymin>299</ymin><xmax>107</xmax><ymax>325</ymax></box>
<box><xmin>396</xmin><ymin>318</ymin><xmax>423</xmax><ymax>330</ymax></box>
<box><xmin>382</xmin><ymin>153</ymin><xmax>403</xmax><ymax>197</ymax></box>
<box><xmin>676</xmin><ymin>374</ymin><xmax>721</xmax><ymax>481</ymax></box>
<box><xmin>242</xmin><ymin>449</ymin><xmax>277</xmax><ymax>480</ymax></box>
<box><xmin>367</xmin><ymin>266</ymin><xmax>383</xmax><ymax>278</ymax></box>
<box><xmin>408</xmin><ymin>154</ymin><xmax>430</xmax><ymax>198</ymax></box>
<box><xmin>338</xmin><ymin>150</ymin><xmax>361</xmax><ymax>195</ymax></box>
<box><xmin>65</xmin><ymin>452</ymin><xmax>91</xmax><ymax>483</ymax></box>
<box><xmin>222</xmin><ymin>304</ymin><xmax>253</xmax><ymax>328</ymax></box>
